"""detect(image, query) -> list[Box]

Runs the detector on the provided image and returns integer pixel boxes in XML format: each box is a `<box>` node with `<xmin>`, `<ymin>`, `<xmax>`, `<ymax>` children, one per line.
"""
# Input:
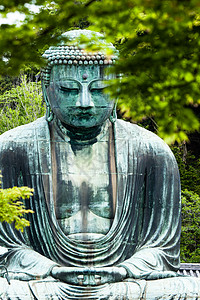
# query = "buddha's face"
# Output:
<box><xmin>46</xmin><ymin>65</ymin><xmax>115</xmax><ymax>129</ymax></box>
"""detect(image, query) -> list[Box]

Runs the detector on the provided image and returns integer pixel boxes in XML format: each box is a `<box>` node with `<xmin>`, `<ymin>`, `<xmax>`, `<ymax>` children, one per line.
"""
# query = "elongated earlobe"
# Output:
<box><xmin>109</xmin><ymin>102</ymin><xmax>117</xmax><ymax>123</ymax></box>
<box><xmin>41</xmin><ymin>81</ymin><xmax>54</xmax><ymax>122</ymax></box>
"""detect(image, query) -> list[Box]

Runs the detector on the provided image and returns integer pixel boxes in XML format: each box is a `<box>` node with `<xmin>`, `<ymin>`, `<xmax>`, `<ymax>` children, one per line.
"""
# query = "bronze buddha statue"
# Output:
<box><xmin>0</xmin><ymin>29</ymin><xmax>199</xmax><ymax>299</ymax></box>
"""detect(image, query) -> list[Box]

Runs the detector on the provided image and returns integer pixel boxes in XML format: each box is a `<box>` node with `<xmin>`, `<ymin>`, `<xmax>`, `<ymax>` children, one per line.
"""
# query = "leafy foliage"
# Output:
<box><xmin>170</xmin><ymin>144</ymin><xmax>200</xmax><ymax>262</ymax></box>
<box><xmin>0</xmin><ymin>75</ymin><xmax>45</xmax><ymax>134</ymax></box>
<box><xmin>0</xmin><ymin>76</ymin><xmax>17</xmax><ymax>95</ymax></box>
<box><xmin>172</xmin><ymin>145</ymin><xmax>200</xmax><ymax>195</ymax></box>
<box><xmin>1</xmin><ymin>0</ymin><xmax>200</xmax><ymax>142</ymax></box>
<box><xmin>0</xmin><ymin>76</ymin><xmax>41</xmax><ymax>231</ymax></box>
<box><xmin>0</xmin><ymin>176</ymin><xmax>33</xmax><ymax>231</ymax></box>
<box><xmin>181</xmin><ymin>190</ymin><xmax>200</xmax><ymax>262</ymax></box>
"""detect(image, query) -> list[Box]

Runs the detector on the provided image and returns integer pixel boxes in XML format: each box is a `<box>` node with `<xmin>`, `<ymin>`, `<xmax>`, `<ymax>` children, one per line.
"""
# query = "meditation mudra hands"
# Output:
<box><xmin>51</xmin><ymin>266</ymin><xmax>127</xmax><ymax>286</ymax></box>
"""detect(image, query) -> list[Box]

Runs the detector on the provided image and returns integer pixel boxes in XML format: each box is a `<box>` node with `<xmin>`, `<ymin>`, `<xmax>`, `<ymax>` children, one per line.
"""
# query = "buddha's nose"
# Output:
<box><xmin>76</xmin><ymin>85</ymin><xmax>94</xmax><ymax>108</ymax></box>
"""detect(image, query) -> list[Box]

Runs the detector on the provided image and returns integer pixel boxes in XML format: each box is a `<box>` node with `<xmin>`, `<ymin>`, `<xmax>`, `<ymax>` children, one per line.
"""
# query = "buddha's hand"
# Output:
<box><xmin>51</xmin><ymin>266</ymin><xmax>127</xmax><ymax>286</ymax></box>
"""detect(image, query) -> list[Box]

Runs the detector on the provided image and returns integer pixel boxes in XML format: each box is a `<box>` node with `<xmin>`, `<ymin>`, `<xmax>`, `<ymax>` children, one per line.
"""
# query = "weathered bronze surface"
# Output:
<box><xmin>0</xmin><ymin>30</ymin><xmax>199</xmax><ymax>299</ymax></box>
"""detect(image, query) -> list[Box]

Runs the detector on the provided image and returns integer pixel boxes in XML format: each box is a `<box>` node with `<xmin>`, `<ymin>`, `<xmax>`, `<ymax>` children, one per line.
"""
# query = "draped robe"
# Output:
<box><xmin>0</xmin><ymin>117</ymin><xmax>182</xmax><ymax>299</ymax></box>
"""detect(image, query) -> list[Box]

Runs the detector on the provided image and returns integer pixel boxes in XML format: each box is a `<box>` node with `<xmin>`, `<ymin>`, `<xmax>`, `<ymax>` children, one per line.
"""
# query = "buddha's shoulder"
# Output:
<box><xmin>0</xmin><ymin>117</ymin><xmax>47</xmax><ymax>144</ymax></box>
<box><xmin>116</xmin><ymin>119</ymin><xmax>160</xmax><ymax>140</ymax></box>
<box><xmin>116</xmin><ymin>119</ymin><xmax>172</xmax><ymax>154</ymax></box>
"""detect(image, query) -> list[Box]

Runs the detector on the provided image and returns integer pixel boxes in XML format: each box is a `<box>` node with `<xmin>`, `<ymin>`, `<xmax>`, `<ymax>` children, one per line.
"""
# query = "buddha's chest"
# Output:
<box><xmin>52</xmin><ymin>138</ymin><xmax>116</xmax><ymax>240</ymax></box>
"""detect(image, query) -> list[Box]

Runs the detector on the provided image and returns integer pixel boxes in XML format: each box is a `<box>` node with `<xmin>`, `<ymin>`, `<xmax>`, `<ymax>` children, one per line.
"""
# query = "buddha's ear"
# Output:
<box><xmin>41</xmin><ymin>80</ymin><xmax>54</xmax><ymax>122</ymax></box>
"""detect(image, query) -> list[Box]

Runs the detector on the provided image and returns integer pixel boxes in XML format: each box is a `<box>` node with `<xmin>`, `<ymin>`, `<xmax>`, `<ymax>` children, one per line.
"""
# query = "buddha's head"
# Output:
<box><xmin>41</xmin><ymin>30</ymin><xmax>118</xmax><ymax>130</ymax></box>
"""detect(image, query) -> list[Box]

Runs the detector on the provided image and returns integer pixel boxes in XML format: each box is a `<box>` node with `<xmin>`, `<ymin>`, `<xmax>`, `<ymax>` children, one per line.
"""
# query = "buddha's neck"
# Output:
<box><xmin>62</xmin><ymin>123</ymin><xmax>101</xmax><ymax>141</ymax></box>
<box><xmin>54</xmin><ymin>118</ymin><xmax>109</xmax><ymax>147</ymax></box>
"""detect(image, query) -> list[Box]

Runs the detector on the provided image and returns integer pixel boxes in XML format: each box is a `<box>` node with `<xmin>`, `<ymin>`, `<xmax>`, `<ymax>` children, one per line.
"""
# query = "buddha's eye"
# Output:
<box><xmin>59</xmin><ymin>81</ymin><xmax>80</xmax><ymax>92</ymax></box>
<box><xmin>89</xmin><ymin>80</ymin><xmax>109</xmax><ymax>92</ymax></box>
<box><xmin>60</xmin><ymin>86</ymin><xmax>79</xmax><ymax>92</ymax></box>
<box><xmin>90</xmin><ymin>87</ymin><xmax>104</xmax><ymax>93</ymax></box>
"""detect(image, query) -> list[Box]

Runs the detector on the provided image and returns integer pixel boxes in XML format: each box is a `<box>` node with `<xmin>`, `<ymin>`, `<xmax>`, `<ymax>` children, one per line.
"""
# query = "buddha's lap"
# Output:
<box><xmin>0</xmin><ymin>277</ymin><xmax>200</xmax><ymax>299</ymax></box>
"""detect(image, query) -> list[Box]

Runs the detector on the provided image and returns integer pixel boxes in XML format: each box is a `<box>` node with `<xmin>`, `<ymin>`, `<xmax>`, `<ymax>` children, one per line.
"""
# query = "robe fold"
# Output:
<box><xmin>0</xmin><ymin>117</ymin><xmax>181</xmax><ymax>298</ymax></box>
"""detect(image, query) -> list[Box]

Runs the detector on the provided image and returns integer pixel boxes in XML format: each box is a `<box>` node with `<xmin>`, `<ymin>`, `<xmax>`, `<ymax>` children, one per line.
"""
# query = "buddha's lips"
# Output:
<box><xmin>73</xmin><ymin>111</ymin><xmax>96</xmax><ymax>117</ymax></box>
<box><xmin>72</xmin><ymin>106</ymin><xmax>111</xmax><ymax>117</ymax></box>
